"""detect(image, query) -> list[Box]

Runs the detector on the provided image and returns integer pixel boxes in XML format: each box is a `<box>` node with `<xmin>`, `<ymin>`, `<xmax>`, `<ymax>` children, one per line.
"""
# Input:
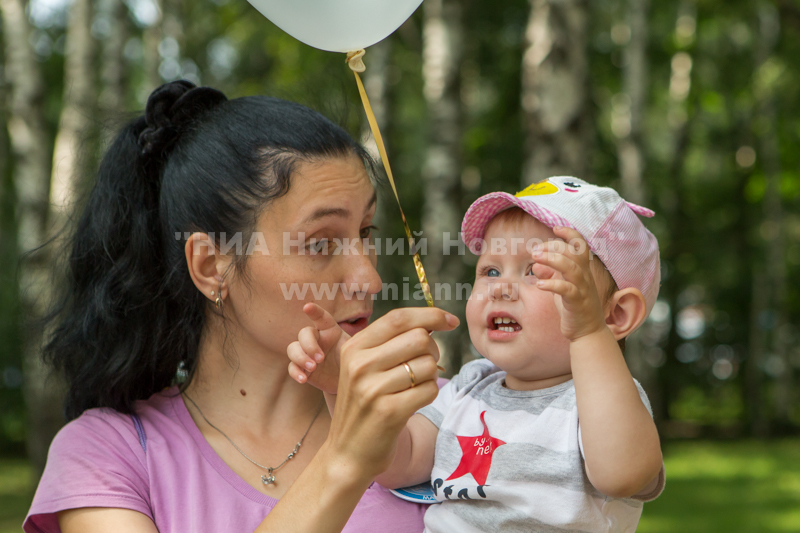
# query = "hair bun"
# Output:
<box><xmin>138</xmin><ymin>80</ymin><xmax>228</xmax><ymax>159</ymax></box>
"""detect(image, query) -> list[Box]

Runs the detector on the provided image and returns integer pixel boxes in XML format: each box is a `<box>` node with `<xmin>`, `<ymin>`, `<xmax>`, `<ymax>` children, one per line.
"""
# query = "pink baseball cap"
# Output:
<box><xmin>461</xmin><ymin>176</ymin><xmax>661</xmax><ymax>314</ymax></box>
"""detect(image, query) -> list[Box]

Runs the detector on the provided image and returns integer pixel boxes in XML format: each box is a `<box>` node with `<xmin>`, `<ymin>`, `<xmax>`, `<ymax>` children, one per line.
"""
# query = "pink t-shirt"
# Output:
<box><xmin>24</xmin><ymin>387</ymin><xmax>426</xmax><ymax>533</ymax></box>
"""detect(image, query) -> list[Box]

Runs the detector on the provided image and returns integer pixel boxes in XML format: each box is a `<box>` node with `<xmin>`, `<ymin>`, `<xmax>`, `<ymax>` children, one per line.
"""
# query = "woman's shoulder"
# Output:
<box><xmin>49</xmin><ymin>406</ymin><xmax>145</xmax><ymax>466</ymax></box>
<box><xmin>53</xmin><ymin>387</ymin><xmax>181</xmax><ymax>453</ymax></box>
<box><xmin>23</xmin><ymin>388</ymin><xmax>183</xmax><ymax>533</ymax></box>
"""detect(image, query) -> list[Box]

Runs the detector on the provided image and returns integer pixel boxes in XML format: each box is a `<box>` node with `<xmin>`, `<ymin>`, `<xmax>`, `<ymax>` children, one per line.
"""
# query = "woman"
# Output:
<box><xmin>24</xmin><ymin>81</ymin><xmax>458</xmax><ymax>533</ymax></box>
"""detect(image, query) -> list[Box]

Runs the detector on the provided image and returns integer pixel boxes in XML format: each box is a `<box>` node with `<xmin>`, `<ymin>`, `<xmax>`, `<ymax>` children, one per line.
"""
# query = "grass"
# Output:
<box><xmin>639</xmin><ymin>440</ymin><xmax>800</xmax><ymax>532</ymax></box>
<box><xmin>0</xmin><ymin>459</ymin><xmax>32</xmax><ymax>533</ymax></box>
<box><xmin>2</xmin><ymin>440</ymin><xmax>800</xmax><ymax>532</ymax></box>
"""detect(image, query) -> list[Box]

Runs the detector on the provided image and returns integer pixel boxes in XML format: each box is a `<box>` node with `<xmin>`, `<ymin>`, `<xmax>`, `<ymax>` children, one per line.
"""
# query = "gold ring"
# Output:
<box><xmin>402</xmin><ymin>362</ymin><xmax>416</xmax><ymax>388</ymax></box>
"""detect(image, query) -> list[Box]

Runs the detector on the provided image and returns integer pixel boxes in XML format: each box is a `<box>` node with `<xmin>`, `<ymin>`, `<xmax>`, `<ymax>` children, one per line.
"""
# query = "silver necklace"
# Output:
<box><xmin>183</xmin><ymin>393</ymin><xmax>324</xmax><ymax>486</ymax></box>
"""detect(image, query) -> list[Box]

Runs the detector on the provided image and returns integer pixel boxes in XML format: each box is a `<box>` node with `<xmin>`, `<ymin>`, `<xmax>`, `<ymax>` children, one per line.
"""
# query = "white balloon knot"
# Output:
<box><xmin>346</xmin><ymin>49</ymin><xmax>366</xmax><ymax>73</ymax></box>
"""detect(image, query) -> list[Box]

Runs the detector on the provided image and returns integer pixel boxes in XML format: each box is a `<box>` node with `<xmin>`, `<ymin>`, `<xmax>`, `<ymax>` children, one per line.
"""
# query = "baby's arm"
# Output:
<box><xmin>570</xmin><ymin>329</ymin><xmax>662</xmax><ymax>498</ymax></box>
<box><xmin>534</xmin><ymin>227</ymin><xmax>662</xmax><ymax>499</ymax></box>
<box><xmin>287</xmin><ymin>304</ymin><xmax>440</xmax><ymax>489</ymax></box>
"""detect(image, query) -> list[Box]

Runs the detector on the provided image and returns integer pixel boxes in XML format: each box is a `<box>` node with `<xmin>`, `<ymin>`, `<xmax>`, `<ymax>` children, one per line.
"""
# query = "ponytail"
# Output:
<box><xmin>45</xmin><ymin>115</ymin><xmax>177</xmax><ymax>419</ymax></box>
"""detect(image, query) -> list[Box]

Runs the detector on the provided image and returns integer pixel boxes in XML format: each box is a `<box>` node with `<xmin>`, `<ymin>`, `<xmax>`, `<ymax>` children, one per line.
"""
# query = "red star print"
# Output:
<box><xmin>446</xmin><ymin>411</ymin><xmax>506</xmax><ymax>486</ymax></box>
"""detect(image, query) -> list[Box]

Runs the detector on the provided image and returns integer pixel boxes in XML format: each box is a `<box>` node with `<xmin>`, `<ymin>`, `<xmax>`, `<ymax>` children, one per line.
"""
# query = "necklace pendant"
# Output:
<box><xmin>262</xmin><ymin>474</ymin><xmax>276</xmax><ymax>485</ymax></box>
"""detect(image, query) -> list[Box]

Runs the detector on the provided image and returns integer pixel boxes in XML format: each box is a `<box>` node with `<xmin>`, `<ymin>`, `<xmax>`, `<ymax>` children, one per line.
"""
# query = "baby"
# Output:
<box><xmin>290</xmin><ymin>176</ymin><xmax>665</xmax><ymax>532</ymax></box>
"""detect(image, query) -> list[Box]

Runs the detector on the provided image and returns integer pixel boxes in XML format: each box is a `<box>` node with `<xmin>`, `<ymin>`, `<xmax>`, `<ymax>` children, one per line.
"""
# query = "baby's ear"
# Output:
<box><xmin>605</xmin><ymin>288</ymin><xmax>647</xmax><ymax>340</ymax></box>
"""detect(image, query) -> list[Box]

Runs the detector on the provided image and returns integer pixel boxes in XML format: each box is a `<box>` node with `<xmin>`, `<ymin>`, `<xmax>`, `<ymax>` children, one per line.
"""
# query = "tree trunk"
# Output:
<box><xmin>50</xmin><ymin>0</ymin><xmax>98</xmax><ymax>221</ymax></box>
<box><xmin>143</xmin><ymin>0</ymin><xmax>163</xmax><ymax>91</ymax></box>
<box><xmin>361</xmin><ymin>40</ymin><xmax>392</xmax><ymax>154</ymax></box>
<box><xmin>661</xmin><ymin>123</ymin><xmax>690</xmax><ymax>428</ymax></box>
<box><xmin>0</xmin><ymin>71</ymin><xmax>9</xmax><ymax>228</ymax></box>
<box><xmin>746</xmin><ymin>266</ymin><xmax>769</xmax><ymax>436</ymax></box>
<box><xmin>749</xmin><ymin>4</ymin><xmax>787</xmax><ymax>432</ymax></box>
<box><xmin>162</xmin><ymin>0</ymin><xmax>184</xmax><ymax>58</ymax></box>
<box><xmin>615</xmin><ymin>0</ymin><xmax>660</xmax><ymax>416</ymax></box>
<box><xmin>0</xmin><ymin>65</ymin><xmax>20</xmax><ymax>394</ymax></box>
<box><xmin>617</xmin><ymin>0</ymin><xmax>648</xmax><ymax>206</ymax></box>
<box><xmin>521</xmin><ymin>0</ymin><xmax>590</xmax><ymax>185</ymax></box>
<box><xmin>421</xmin><ymin>0</ymin><xmax>465</xmax><ymax>372</ymax></box>
<box><xmin>361</xmin><ymin>39</ymin><xmax>392</xmax><ymax>302</ymax></box>
<box><xmin>0</xmin><ymin>0</ymin><xmax>60</xmax><ymax>478</ymax></box>
<box><xmin>659</xmin><ymin>1</ymin><xmax>696</xmax><ymax>428</ymax></box>
<box><xmin>99</xmin><ymin>0</ymin><xmax>129</xmax><ymax>121</ymax></box>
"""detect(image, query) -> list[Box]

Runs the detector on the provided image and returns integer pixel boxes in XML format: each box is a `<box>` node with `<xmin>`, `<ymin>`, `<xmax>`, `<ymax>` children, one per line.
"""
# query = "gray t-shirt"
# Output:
<box><xmin>417</xmin><ymin>359</ymin><xmax>665</xmax><ymax>533</ymax></box>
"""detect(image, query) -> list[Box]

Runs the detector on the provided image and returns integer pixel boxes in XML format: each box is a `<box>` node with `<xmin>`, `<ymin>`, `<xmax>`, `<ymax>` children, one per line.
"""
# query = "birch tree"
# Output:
<box><xmin>143</xmin><ymin>0</ymin><xmax>163</xmax><ymax>91</ymax></box>
<box><xmin>50</xmin><ymin>0</ymin><xmax>97</xmax><ymax>224</ymax></box>
<box><xmin>361</xmin><ymin>40</ymin><xmax>391</xmax><ymax>154</ymax></box>
<box><xmin>0</xmin><ymin>70</ymin><xmax>9</xmax><ymax>237</ymax></box>
<box><xmin>0</xmin><ymin>63</ymin><xmax>17</xmax><ymax>377</ymax></box>
<box><xmin>421</xmin><ymin>0</ymin><xmax>465</xmax><ymax>371</ymax></box>
<box><xmin>361</xmin><ymin>39</ymin><xmax>391</xmax><ymax>273</ymax></box>
<box><xmin>0</xmin><ymin>0</ymin><xmax>59</xmax><ymax>477</ymax></box>
<box><xmin>613</xmin><ymin>0</ymin><xmax>659</xmax><ymax>413</ymax></box>
<box><xmin>616</xmin><ymin>0</ymin><xmax>649</xmax><ymax>207</ymax></box>
<box><xmin>99</xmin><ymin>0</ymin><xmax>129</xmax><ymax>120</ymax></box>
<box><xmin>521</xmin><ymin>0</ymin><xmax>590</xmax><ymax>185</ymax></box>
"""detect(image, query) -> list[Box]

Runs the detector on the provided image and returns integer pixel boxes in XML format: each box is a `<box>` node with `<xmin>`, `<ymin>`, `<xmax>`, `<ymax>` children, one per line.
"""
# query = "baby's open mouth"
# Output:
<box><xmin>492</xmin><ymin>317</ymin><xmax>522</xmax><ymax>333</ymax></box>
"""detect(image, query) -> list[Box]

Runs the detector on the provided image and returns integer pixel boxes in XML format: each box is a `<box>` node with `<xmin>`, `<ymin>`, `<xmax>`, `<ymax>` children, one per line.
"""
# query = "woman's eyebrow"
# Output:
<box><xmin>305</xmin><ymin>207</ymin><xmax>351</xmax><ymax>223</ymax></box>
<box><xmin>303</xmin><ymin>192</ymin><xmax>377</xmax><ymax>224</ymax></box>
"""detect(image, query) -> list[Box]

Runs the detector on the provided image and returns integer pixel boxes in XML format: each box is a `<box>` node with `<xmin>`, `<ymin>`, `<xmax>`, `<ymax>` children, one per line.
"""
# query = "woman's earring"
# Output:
<box><xmin>176</xmin><ymin>360</ymin><xmax>189</xmax><ymax>383</ymax></box>
<box><xmin>215</xmin><ymin>285</ymin><xmax>223</xmax><ymax>311</ymax></box>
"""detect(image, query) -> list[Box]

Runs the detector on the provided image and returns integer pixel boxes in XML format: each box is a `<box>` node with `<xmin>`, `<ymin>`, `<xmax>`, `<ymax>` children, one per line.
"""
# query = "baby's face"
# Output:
<box><xmin>466</xmin><ymin>215</ymin><xmax>571</xmax><ymax>384</ymax></box>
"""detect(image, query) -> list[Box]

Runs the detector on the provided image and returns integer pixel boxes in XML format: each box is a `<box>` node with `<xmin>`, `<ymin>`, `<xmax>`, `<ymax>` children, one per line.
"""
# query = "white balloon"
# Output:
<box><xmin>247</xmin><ymin>0</ymin><xmax>423</xmax><ymax>53</ymax></box>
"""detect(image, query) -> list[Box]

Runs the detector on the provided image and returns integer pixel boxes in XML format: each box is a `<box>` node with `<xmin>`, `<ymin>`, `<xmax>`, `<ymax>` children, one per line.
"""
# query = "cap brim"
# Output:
<box><xmin>461</xmin><ymin>192</ymin><xmax>574</xmax><ymax>251</ymax></box>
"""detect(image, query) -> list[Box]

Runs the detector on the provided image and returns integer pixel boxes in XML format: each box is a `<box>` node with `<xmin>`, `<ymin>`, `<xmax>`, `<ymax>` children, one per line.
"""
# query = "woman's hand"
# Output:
<box><xmin>323</xmin><ymin>307</ymin><xmax>458</xmax><ymax>478</ymax></box>
<box><xmin>287</xmin><ymin>303</ymin><xmax>349</xmax><ymax>394</ymax></box>
<box><xmin>262</xmin><ymin>307</ymin><xmax>459</xmax><ymax>533</ymax></box>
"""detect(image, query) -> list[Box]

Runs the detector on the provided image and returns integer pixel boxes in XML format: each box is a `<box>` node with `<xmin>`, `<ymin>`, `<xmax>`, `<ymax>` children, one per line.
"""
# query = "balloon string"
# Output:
<box><xmin>347</xmin><ymin>50</ymin><xmax>434</xmax><ymax>308</ymax></box>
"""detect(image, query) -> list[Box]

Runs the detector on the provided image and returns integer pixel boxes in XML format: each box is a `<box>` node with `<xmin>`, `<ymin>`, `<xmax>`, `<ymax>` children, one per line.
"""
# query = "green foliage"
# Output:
<box><xmin>670</xmin><ymin>384</ymin><xmax>744</xmax><ymax>425</ymax></box>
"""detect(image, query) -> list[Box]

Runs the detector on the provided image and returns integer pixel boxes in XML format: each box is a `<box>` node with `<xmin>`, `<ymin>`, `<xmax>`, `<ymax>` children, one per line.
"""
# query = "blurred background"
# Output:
<box><xmin>1</xmin><ymin>0</ymin><xmax>799</xmax><ymax>530</ymax></box>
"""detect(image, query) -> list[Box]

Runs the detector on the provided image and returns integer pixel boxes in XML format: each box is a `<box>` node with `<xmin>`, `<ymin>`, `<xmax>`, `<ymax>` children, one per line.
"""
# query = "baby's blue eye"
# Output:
<box><xmin>487</xmin><ymin>268</ymin><xmax>500</xmax><ymax>277</ymax></box>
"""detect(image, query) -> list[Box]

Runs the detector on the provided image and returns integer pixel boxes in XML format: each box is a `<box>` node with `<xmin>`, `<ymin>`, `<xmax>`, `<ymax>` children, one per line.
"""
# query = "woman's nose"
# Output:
<box><xmin>345</xmin><ymin>238</ymin><xmax>382</xmax><ymax>297</ymax></box>
<box><xmin>489</xmin><ymin>279</ymin><xmax>518</xmax><ymax>301</ymax></box>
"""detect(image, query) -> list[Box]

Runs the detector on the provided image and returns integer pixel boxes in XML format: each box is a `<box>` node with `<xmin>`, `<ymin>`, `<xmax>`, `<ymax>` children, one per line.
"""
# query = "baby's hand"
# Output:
<box><xmin>531</xmin><ymin>227</ymin><xmax>608</xmax><ymax>342</ymax></box>
<box><xmin>287</xmin><ymin>303</ymin><xmax>350</xmax><ymax>394</ymax></box>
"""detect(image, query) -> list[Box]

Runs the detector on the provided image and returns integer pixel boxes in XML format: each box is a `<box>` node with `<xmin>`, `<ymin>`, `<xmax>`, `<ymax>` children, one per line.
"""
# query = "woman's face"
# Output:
<box><xmin>224</xmin><ymin>155</ymin><xmax>381</xmax><ymax>359</ymax></box>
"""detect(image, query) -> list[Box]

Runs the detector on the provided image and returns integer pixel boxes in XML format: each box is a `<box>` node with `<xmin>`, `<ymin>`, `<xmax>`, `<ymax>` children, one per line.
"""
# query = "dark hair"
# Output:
<box><xmin>44</xmin><ymin>81</ymin><xmax>375</xmax><ymax>420</ymax></box>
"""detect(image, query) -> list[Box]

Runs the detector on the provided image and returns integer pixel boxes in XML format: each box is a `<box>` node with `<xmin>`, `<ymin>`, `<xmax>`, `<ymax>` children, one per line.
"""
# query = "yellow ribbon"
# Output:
<box><xmin>346</xmin><ymin>49</ymin><xmax>434</xmax><ymax>308</ymax></box>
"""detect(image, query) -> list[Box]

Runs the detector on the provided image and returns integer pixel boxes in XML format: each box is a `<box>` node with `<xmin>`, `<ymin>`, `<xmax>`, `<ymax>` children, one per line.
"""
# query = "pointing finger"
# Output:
<box><xmin>303</xmin><ymin>302</ymin><xmax>339</xmax><ymax>332</ymax></box>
